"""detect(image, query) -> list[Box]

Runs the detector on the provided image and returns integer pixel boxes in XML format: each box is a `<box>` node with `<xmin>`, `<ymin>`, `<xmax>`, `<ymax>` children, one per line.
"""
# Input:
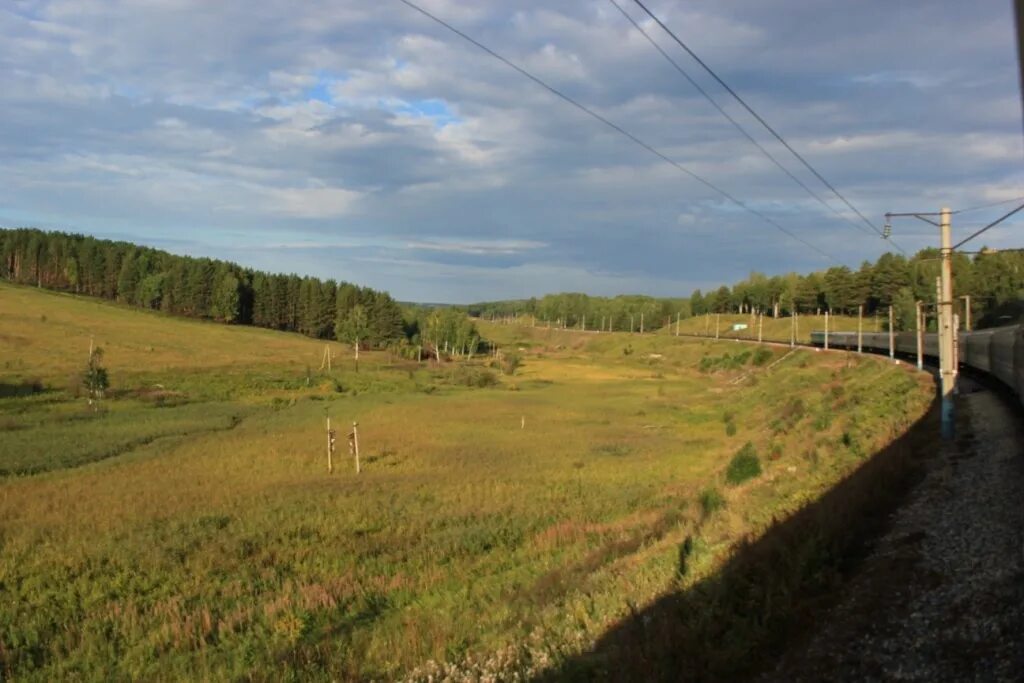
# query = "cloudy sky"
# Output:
<box><xmin>1</xmin><ymin>1</ymin><xmax>1021</xmax><ymax>302</ymax></box>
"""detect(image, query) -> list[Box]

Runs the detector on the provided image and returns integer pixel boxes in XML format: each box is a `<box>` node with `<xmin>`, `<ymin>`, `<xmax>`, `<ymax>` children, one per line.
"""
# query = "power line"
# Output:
<box><xmin>952</xmin><ymin>202</ymin><xmax>1024</xmax><ymax>250</ymax></box>
<box><xmin>394</xmin><ymin>0</ymin><xmax>836</xmax><ymax>262</ymax></box>
<box><xmin>631</xmin><ymin>0</ymin><xmax>902</xmax><ymax>253</ymax></box>
<box><xmin>953</xmin><ymin>195</ymin><xmax>1024</xmax><ymax>215</ymax></box>
<box><xmin>608</xmin><ymin>0</ymin><xmax>880</xmax><ymax>242</ymax></box>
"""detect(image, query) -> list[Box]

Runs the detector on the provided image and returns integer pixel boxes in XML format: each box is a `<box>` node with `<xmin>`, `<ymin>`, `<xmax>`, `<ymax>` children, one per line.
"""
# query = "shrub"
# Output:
<box><xmin>752</xmin><ymin>347</ymin><xmax>773</xmax><ymax>366</ymax></box>
<box><xmin>500</xmin><ymin>352</ymin><xmax>522</xmax><ymax>376</ymax></box>
<box><xmin>725</xmin><ymin>442</ymin><xmax>762</xmax><ymax>485</ymax></box>
<box><xmin>451</xmin><ymin>366</ymin><xmax>499</xmax><ymax>388</ymax></box>
<box><xmin>725</xmin><ymin>421</ymin><xmax>737</xmax><ymax>437</ymax></box>
<box><xmin>698</xmin><ymin>487</ymin><xmax>725</xmax><ymax>518</ymax></box>
<box><xmin>678</xmin><ymin>535</ymin><xmax>696</xmax><ymax>576</ymax></box>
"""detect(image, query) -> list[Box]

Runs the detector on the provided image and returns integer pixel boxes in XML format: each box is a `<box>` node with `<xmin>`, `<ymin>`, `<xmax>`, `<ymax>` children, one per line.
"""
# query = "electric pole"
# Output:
<box><xmin>857</xmin><ymin>305</ymin><xmax>863</xmax><ymax>353</ymax></box>
<box><xmin>915</xmin><ymin>301</ymin><xmax>923</xmax><ymax>371</ymax></box>
<box><xmin>938</xmin><ymin>207</ymin><xmax>955</xmax><ymax>439</ymax></box>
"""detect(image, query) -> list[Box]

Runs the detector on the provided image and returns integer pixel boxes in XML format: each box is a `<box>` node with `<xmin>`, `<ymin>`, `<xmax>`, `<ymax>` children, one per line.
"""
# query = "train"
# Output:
<box><xmin>809</xmin><ymin>324</ymin><xmax>1024</xmax><ymax>405</ymax></box>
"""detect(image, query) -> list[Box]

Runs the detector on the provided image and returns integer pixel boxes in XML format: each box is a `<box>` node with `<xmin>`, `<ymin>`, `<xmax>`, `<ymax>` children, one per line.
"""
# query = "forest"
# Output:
<box><xmin>0</xmin><ymin>228</ymin><xmax>485</xmax><ymax>355</ymax></box>
<box><xmin>469</xmin><ymin>248</ymin><xmax>1024</xmax><ymax>331</ymax></box>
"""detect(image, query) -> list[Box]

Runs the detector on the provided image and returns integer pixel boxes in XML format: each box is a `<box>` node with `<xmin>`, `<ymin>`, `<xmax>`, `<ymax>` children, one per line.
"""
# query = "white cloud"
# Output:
<box><xmin>405</xmin><ymin>239</ymin><xmax>547</xmax><ymax>255</ymax></box>
<box><xmin>261</xmin><ymin>186</ymin><xmax>363</xmax><ymax>219</ymax></box>
<box><xmin>0</xmin><ymin>0</ymin><xmax>1019</xmax><ymax>301</ymax></box>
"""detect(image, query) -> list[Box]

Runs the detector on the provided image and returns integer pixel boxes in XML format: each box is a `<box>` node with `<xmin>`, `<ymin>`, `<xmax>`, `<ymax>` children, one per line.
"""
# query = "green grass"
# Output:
<box><xmin>0</xmin><ymin>283</ymin><xmax>934</xmax><ymax>680</ymax></box>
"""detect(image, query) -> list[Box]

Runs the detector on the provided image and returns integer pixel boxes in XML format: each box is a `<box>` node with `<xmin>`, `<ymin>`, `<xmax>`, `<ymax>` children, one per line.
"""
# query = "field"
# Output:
<box><xmin>0</xmin><ymin>283</ymin><xmax>934</xmax><ymax>680</ymax></box>
<box><xmin>653</xmin><ymin>311</ymin><xmax>869</xmax><ymax>342</ymax></box>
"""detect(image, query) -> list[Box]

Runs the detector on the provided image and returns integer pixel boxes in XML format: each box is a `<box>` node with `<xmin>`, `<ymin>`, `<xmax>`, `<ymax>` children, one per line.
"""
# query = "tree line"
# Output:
<box><xmin>466</xmin><ymin>293</ymin><xmax>687</xmax><ymax>331</ymax></box>
<box><xmin>468</xmin><ymin>248</ymin><xmax>1024</xmax><ymax>331</ymax></box>
<box><xmin>0</xmin><ymin>228</ymin><xmax>408</xmax><ymax>347</ymax></box>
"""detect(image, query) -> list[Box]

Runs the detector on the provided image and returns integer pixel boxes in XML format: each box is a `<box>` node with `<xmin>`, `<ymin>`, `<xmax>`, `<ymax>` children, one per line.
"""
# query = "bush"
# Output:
<box><xmin>500</xmin><ymin>352</ymin><xmax>522</xmax><ymax>376</ymax></box>
<box><xmin>752</xmin><ymin>347</ymin><xmax>773</xmax><ymax>366</ymax></box>
<box><xmin>725</xmin><ymin>421</ymin><xmax>737</xmax><ymax>437</ymax></box>
<box><xmin>678</xmin><ymin>535</ymin><xmax>696</xmax><ymax>576</ymax></box>
<box><xmin>725</xmin><ymin>442</ymin><xmax>762</xmax><ymax>485</ymax></box>
<box><xmin>451</xmin><ymin>366</ymin><xmax>499</xmax><ymax>388</ymax></box>
<box><xmin>698</xmin><ymin>487</ymin><xmax>726</xmax><ymax>518</ymax></box>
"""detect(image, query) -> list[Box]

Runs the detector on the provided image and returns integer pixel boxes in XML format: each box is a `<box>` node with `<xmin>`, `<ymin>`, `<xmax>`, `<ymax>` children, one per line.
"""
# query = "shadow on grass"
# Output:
<box><xmin>535</xmin><ymin>394</ymin><xmax>941</xmax><ymax>683</ymax></box>
<box><xmin>0</xmin><ymin>379</ymin><xmax>49</xmax><ymax>398</ymax></box>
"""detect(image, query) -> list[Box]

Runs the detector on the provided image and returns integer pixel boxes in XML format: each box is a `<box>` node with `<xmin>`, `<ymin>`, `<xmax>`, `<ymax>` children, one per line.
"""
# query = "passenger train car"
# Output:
<box><xmin>809</xmin><ymin>325</ymin><xmax>1024</xmax><ymax>406</ymax></box>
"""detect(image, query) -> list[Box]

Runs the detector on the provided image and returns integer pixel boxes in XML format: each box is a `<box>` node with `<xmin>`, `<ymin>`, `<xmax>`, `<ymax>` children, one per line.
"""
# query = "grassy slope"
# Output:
<box><xmin>653</xmin><ymin>312</ymin><xmax>870</xmax><ymax>342</ymax></box>
<box><xmin>0</xmin><ymin>284</ymin><xmax>933</xmax><ymax>680</ymax></box>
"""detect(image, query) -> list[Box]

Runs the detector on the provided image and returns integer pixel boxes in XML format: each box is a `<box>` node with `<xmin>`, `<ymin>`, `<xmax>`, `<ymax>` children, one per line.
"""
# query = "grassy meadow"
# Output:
<box><xmin>0</xmin><ymin>283</ymin><xmax>933</xmax><ymax>680</ymax></box>
<box><xmin>652</xmin><ymin>311</ymin><xmax>870</xmax><ymax>342</ymax></box>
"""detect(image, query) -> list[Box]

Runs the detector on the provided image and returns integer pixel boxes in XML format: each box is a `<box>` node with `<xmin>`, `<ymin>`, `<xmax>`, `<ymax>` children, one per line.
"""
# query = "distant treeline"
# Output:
<box><xmin>0</xmin><ymin>228</ymin><xmax>411</xmax><ymax>347</ymax></box>
<box><xmin>468</xmin><ymin>248</ymin><xmax>1024</xmax><ymax>331</ymax></box>
<box><xmin>466</xmin><ymin>294</ymin><xmax>687</xmax><ymax>332</ymax></box>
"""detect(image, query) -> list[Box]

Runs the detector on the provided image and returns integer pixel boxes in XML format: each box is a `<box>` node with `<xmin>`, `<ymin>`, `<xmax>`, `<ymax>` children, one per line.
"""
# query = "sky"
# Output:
<box><xmin>1</xmin><ymin>0</ymin><xmax>1022</xmax><ymax>303</ymax></box>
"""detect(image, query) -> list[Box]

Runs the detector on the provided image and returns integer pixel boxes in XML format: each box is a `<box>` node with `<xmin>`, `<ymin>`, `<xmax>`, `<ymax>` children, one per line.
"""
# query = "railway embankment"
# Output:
<box><xmin>759</xmin><ymin>377</ymin><xmax>1024</xmax><ymax>681</ymax></box>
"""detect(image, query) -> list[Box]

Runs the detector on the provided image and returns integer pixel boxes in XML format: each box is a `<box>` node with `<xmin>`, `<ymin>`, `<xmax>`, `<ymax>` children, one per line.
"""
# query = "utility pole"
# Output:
<box><xmin>715</xmin><ymin>313</ymin><xmax>720</xmax><ymax>340</ymax></box>
<box><xmin>885</xmin><ymin>206</ymin><xmax>965</xmax><ymax>439</ymax></box>
<box><xmin>630</xmin><ymin>314</ymin><xmax>635</xmax><ymax>333</ymax></box>
<box><xmin>789</xmin><ymin>311</ymin><xmax>795</xmax><ymax>348</ymax></box>
<box><xmin>857</xmin><ymin>305</ymin><xmax>863</xmax><ymax>353</ymax></box>
<box><xmin>960</xmin><ymin>295</ymin><xmax>972</xmax><ymax>331</ymax></box>
<box><xmin>640</xmin><ymin>312</ymin><xmax>644</xmax><ymax>334</ymax></box>
<box><xmin>915</xmin><ymin>301</ymin><xmax>924</xmax><ymax>371</ymax></box>
<box><xmin>938</xmin><ymin>207</ymin><xmax>955</xmax><ymax>439</ymax></box>
<box><xmin>888</xmin><ymin>305</ymin><xmax>895</xmax><ymax>362</ymax></box>
<box><xmin>824</xmin><ymin>309</ymin><xmax>830</xmax><ymax>350</ymax></box>
<box><xmin>757</xmin><ymin>313</ymin><xmax>763</xmax><ymax>343</ymax></box>
<box><xmin>675</xmin><ymin>312</ymin><xmax>680</xmax><ymax>336</ymax></box>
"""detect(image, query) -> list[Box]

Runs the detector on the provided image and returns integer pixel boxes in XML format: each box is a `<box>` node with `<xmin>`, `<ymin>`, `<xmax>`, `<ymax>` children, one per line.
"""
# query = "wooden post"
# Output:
<box><xmin>715</xmin><ymin>314</ymin><xmax>720</xmax><ymax>340</ymax></box>
<box><xmin>757</xmin><ymin>313</ymin><xmax>763</xmax><ymax>343</ymax></box>
<box><xmin>824</xmin><ymin>309</ymin><xmax>830</xmax><ymax>350</ymax></box>
<box><xmin>705</xmin><ymin>313</ymin><xmax>709</xmax><ymax>336</ymax></box>
<box><xmin>630</xmin><ymin>315</ymin><xmax>635</xmax><ymax>333</ymax></box>
<box><xmin>675</xmin><ymin>312</ymin><xmax>680</xmax><ymax>337</ymax></box>
<box><xmin>640</xmin><ymin>313</ymin><xmax>644</xmax><ymax>334</ymax></box>
<box><xmin>326</xmin><ymin>415</ymin><xmax>334</xmax><ymax>473</ymax></box>
<box><xmin>352</xmin><ymin>422</ymin><xmax>360</xmax><ymax>474</ymax></box>
<box><xmin>790</xmin><ymin>311</ymin><xmax>795</xmax><ymax>348</ymax></box>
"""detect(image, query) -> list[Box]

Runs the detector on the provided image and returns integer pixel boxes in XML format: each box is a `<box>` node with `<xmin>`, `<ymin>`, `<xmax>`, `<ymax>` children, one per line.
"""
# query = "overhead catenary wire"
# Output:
<box><xmin>608</xmin><ymin>0</ymin><xmax>879</xmax><ymax>242</ymax></box>
<box><xmin>394</xmin><ymin>0</ymin><xmax>836</xmax><ymax>262</ymax></box>
<box><xmin>952</xmin><ymin>202</ymin><xmax>1024</xmax><ymax>250</ymax></box>
<box><xmin>631</xmin><ymin>0</ymin><xmax>905</xmax><ymax>254</ymax></box>
<box><xmin>952</xmin><ymin>195</ymin><xmax>1024</xmax><ymax>215</ymax></box>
